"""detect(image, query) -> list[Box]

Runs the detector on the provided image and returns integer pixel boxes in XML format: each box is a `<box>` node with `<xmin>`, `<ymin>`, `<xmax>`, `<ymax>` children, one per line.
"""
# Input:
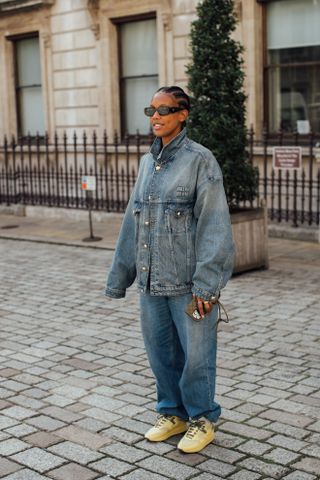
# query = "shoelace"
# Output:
<box><xmin>185</xmin><ymin>420</ymin><xmax>207</xmax><ymax>439</ymax></box>
<box><xmin>155</xmin><ymin>415</ymin><xmax>175</xmax><ymax>427</ymax></box>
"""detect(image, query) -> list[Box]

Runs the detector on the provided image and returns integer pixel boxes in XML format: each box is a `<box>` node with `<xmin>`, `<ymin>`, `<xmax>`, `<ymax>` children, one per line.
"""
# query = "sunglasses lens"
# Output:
<box><xmin>144</xmin><ymin>107</ymin><xmax>155</xmax><ymax>117</ymax></box>
<box><xmin>157</xmin><ymin>106</ymin><xmax>171</xmax><ymax>116</ymax></box>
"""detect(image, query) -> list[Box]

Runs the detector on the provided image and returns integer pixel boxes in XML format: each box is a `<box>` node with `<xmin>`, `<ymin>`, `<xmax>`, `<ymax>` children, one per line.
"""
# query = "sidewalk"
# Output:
<box><xmin>0</xmin><ymin>212</ymin><xmax>319</xmax><ymax>480</ymax></box>
<box><xmin>1</xmin><ymin>210</ymin><xmax>320</xmax><ymax>266</ymax></box>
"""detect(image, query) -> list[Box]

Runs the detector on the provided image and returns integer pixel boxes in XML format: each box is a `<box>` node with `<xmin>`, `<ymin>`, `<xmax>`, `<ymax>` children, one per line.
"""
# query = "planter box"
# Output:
<box><xmin>231</xmin><ymin>204</ymin><xmax>269</xmax><ymax>274</ymax></box>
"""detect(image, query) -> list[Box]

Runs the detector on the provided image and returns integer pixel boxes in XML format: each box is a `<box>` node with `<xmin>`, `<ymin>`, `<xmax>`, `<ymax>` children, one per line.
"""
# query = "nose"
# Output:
<box><xmin>152</xmin><ymin>109</ymin><xmax>161</xmax><ymax>119</ymax></box>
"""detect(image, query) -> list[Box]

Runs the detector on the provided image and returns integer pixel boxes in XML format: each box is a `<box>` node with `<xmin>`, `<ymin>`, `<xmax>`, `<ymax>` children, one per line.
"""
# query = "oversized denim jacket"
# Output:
<box><xmin>105</xmin><ymin>128</ymin><xmax>235</xmax><ymax>301</ymax></box>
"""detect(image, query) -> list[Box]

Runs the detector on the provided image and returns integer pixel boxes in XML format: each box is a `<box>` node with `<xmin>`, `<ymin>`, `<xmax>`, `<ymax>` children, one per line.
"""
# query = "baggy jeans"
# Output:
<box><xmin>140</xmin><ymin>292</ymin><xmax>221</xmax><ymax>422</ymax></box>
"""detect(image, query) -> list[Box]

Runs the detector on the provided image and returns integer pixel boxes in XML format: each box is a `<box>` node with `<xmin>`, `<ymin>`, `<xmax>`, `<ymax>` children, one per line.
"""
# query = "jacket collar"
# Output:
<box><xmin>150</xmin><ymin>128</ymin><xmax>187</xmax><ymax>164</ymax></box>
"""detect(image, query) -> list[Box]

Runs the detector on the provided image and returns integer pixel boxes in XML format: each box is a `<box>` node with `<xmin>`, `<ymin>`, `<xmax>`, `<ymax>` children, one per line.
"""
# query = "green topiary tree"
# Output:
<box><xmin>186</xmin><ymin>0</ymin><xmax>258</xmax><ymax>208</ymax></box>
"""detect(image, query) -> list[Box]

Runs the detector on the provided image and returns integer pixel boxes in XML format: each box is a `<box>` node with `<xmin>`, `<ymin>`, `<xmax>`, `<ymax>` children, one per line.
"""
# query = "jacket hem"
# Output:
<box><xmin>141</xmin><ymin>285</ymin><xmax>192</xmax><ymax>297</ymax></box>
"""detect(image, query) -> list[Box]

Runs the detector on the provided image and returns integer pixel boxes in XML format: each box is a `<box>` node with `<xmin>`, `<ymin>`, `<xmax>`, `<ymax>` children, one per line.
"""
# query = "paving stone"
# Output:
<box><xmin>9</xmin><ymin>394</ymin><xmax>45</xmax><ymax>410</ymax></box>
<box><xmin>138</xmin><ymin>455</ymin><xmax>197</xmax><ymax>479</ymax></box>
<box><xmin>89</xmin><ymin>457</ymin><xmax>134</xmax><ymax>476</ymax></box>
<box><xmin>104</xmin><ymin>426</ymin><xmax>142</xmax><ymax>445</ymax></box>
<box><xmin>49</xmin><ymin>441</ymin><xmax>103</xmax><ymax>465</ymax></box>
<box><xmin>64</xmin><ymin>358</ymin><xmax>105</xmax><ymax>371</ymax></box>
<box><xmin>25</xmin><ymin>415</ymin><xmax>66</xmax><ymax>431</ymax></box>
<box><xmin>120</xmin><ymin>469</ymin><xmax>169</xmax><ymax>480</ymax></box>
<box><xmin>219</xmin><ymin>421</ymin><xmax>273</xmax><ymax>440</ymax></box>
<box><xmin>75</xmin><ymin>417</ymin><xmax>110</xmax><ymax>433</ymax></box>
<box><xmin>229</xmin><ymin>471</ymin><xmax>262</xmax><ymax>480</ymax></box>
<box><xmin>24</xmin><ymin>431</ymin><xmax>63</xmax><ymax>448</ymax></box>
<box><xmin>51</xmin><ymin>385</ymin><xmax>88</xmax><ymax>399</ymax></box>
<box><xmin>0</xmin><ymin>416</ymin><xmax>19</xmax><ymax>429</ymax></box>
<box><xmin>54</xmin><ymin>425</ymin><xmax>113</xmax><ymax>450</ymax></box>
<box><xmin>237</xmin><ymin>439</ymin><xmax>273</xmax><ymax>455</ymax></box>
<box><xmin>0</xmin><ymin>438</ymin><xmax>30</xmax><ymax>455</ymax></box>
<box><xmin>100</xmin><ymin>442</ymin><xmax>150</xmax><ymax>462</ymax></box>
<box><xmin>267</xmin><ymin>434</ymin><xmax>308</xmax><ymax>452</ymax></box>
<box><xmin>0</xmin><ymin>368</ymin><xmax>21</xmax><ymax>378</ymax></box>
<box><xmin>1</xmin><ymin>406</ymin><xmax>37</xmax><ymax>420</ymax></box>
<box><xmin>260</xmin><ymin>409</ymin><xmax>314</xmax><ymax>428</ymax></box>
<box><xmin>40</xmin><ymin>405</ymin><xmax>83</xmax><ymax>423</ymax></box>
<box><xmin>307</xmin><ymin>420</ymin><xmax>320</xmax><ymax>432</ymax></box>
<box><xmin>264</xmin><ymin>446</ymin><xmax>301</xmax><ymax>465</ymax></box>
<box><xmin>198</xmin><ymin>458</ymin><xmax>237</xmax><ymax>477</ymax></box>
<box><xmin>165</xmin><ymin>449</ymin><xmax>206</xmax><ymax>466</ymax></box>
<box><xmin>2</xmin><ymin>470</ymin><xmax>49</xmax><ymax>479</ymax></box>
<box><xmin>1</xmin><ymin>380</ymin><xmax>30</xmax><ymax>392</ymax></box>
<box><xmin>67</xmin><ymin>402</ymin><xmax>89</xmax><ymax>412</ymax></box>
<box><xmin>47</xmin><ymin>462</ymin><xmax>99</xmax><ymax>480</ymax></box>
<box><xmin>301</xmin><ymin>444</ymin><xmax>320</xmax><ymax>459</ymax></box>
<box><xmin>4</xmin><ymin>423</ymin><xmax>37</xmax><ymax>437</ymax></box>
<box><xmin>202</xmin><ymin>444</ymin><xmax>245</xmax><ymax>463</ymax></box>
<box><xmin>214</xmin><ymin>431</ymin><xmax>245</xmax><ymax>448</ymax></box>
<box><xmin>191</xmin><ymin>475</ymin><xmax>223</xmax><ymax>480</ymax></box>
<box><xmin>83</xmin><ymin>407</ymin><xmax>122</xmax><ymax>424</ymax></box>
<box><xmin>135</xmin><ymin>439</ymin><xmax>175</xmax><ymax>455</ymax></box>
<box><xmin>0</xmin><ymin>399</ymin><xmax>12</xmax><ymax>409</ymax></box>
<box><xmin>0</xmin><ymin>457</ymin><xmax>22</xmax><ymax>476</ymax></box>
<box><xmin>267</xmin><ymin>421</ymin><xmax>310</xmax><ymax>440</ymax></box>
<box><xmin>246</xmin><ymin>417</ymin><xmax>271</xmax><ymax>428</ymax></box>
<box><xmin>238</xmin><ymin>458</ymin><xmax>289</xmax><ymax>478</ymax></box>
<box><xmin>282</xmin><ymin>472</ymin><xmax>317</xmax><ymax>480</ymax></box>
<box><xmin>293</xmin><ymin>456</ymin><xmax>320</xmax><ymax>475</ymax></box>
<box><xmin>11</xmin><ymin>447</ymin><xmax>66</xmax><ymax>473</ymax></box>
<box><xmin>81</xmin><ymin>393</ymin><xmax>125</xmax><ymax>411</ymax></box>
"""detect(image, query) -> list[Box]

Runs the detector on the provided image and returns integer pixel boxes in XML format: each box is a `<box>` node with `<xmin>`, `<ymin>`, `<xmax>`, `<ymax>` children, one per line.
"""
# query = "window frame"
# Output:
<box><xmin>9</xmin><ymin>31</ymin><xmax>45</xmax><ymax>141</ymax></box>
<box><xmin>112</xmin><ymin>12</ymin><xmax>158</xmax><ymax>141</ymax></box>
<box><xmin>263</xmin><ymin>2</ymin><xmax>320</xmax><ymax>137</ymax></box>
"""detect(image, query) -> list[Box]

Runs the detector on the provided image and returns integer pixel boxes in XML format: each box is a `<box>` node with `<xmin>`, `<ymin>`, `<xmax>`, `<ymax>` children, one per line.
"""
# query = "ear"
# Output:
<box><xmin>178</xmin><ymin>109</ymin><xmax>189</xmax><ymax>124</ymax></box>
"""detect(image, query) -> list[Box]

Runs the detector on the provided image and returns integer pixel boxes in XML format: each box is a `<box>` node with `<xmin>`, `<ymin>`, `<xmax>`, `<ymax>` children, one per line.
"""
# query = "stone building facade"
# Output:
<box><xmin>0</xmin><ymin>0</ymin><xmax>319</xmax><ymax>141</ymax></box>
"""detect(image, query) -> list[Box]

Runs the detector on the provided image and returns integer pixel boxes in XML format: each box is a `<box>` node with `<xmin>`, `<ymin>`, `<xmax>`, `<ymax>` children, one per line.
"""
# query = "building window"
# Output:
<box><xmin>266</xmin><ymin>0</ymin><xmax>320</xmax><ymax>134</ymax></box>
<box><xmin>14</xmin><ymin>35</ymin><xmax>45</xmax><ymax>137</ymax></box>
<box><xmin>119</xmin><ymin>18</ymin><xmax>158</xmax><ymax>135</ymax></box>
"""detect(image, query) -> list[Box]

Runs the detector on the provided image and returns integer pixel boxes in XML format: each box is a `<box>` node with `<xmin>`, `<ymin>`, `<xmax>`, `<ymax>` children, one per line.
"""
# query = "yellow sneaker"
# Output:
<box><xmin>145</xmin><ymin>415</ymin><xmax>188</xmax><ymax>442</ymax></box>
<box><xmin>177</xmin><ymin>417</ymin><xmax>214</xmax><ymax>453</ymax></box>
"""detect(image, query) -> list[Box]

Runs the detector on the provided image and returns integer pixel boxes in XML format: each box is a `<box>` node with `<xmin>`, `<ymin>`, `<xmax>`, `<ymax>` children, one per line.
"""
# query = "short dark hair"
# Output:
<box><xmin>155</xmin><ymin>86</ymin><xmax>190</xmax><ymax>112</ymax></box>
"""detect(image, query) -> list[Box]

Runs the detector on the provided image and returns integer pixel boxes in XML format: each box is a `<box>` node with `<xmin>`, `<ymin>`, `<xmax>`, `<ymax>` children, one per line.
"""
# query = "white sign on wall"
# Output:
<box><xmin>81</xmin><ymin>176</ymin><xmax>96</xmax><ymax>191</ymax></box>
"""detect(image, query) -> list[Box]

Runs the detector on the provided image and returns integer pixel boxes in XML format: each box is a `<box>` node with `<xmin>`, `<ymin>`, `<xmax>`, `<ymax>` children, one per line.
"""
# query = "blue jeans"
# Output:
<box><xmin>140</xmin><ymin>292</ymin><xmax>221</xmax><ymax>423</ymax></box>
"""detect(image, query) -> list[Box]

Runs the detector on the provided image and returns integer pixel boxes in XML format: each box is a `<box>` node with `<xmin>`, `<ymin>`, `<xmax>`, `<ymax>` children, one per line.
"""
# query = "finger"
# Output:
<box><xmin>204</xmin><ymin>302</ymin><xmax>213</xmax><ymax>313</ymax></box>
<box><xmin>197</xmin><ymin>298</ymin><xmax>205</xmax><ymax>318</ymax></box>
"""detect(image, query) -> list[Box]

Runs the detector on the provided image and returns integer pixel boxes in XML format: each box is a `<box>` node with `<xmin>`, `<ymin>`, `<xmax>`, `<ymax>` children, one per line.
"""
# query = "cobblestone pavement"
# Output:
<box><xmin>0</xmin><ymin>238</ymin><xmax>319</xmax><ymax>480</ymax></box>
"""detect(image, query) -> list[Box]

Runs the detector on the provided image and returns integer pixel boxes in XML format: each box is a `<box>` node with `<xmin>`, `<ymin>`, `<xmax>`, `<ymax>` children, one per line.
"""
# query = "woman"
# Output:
<box><xmin>105</xmin><ymin>86</ymin><xmax>234</xmax><ymax>453</ymax></box>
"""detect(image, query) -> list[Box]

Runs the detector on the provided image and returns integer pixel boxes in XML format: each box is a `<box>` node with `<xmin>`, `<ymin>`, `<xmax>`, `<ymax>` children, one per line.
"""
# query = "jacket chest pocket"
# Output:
<box><xmin>165</xmin><ymin>206</ymin><xmax>193</xmax><ymax>234</ymax></box>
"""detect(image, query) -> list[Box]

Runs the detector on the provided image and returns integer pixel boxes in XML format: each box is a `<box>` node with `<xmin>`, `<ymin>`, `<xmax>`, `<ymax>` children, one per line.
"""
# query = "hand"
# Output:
<box><xmin>193</xmin><ymin>294</ymin><xmax>213</xmax><ymax>318</ymax></box>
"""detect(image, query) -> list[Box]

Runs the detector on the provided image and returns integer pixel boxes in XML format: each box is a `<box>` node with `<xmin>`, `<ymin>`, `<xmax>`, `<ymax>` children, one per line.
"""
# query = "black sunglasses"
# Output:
<box><xmin>144</xmin><ymin>106</ymin><xmax>184</xmax><ymax>117</ymax></box>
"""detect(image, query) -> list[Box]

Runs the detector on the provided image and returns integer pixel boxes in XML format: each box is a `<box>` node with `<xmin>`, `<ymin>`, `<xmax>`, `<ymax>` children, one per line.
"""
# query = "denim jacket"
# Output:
<box><xmin>105</xmin><ymin>128</ymin><xmax>235</xmax><ymax>301</ymax></box>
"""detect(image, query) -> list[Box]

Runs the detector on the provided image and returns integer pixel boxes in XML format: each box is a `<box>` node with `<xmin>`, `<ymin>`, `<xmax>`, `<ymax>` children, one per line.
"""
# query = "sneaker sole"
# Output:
<box><xmin>145</xmin><ymin>424</ymin><xmax>188</xmax><ymax>442</ymax></box>
<box><xmin>178</xmin><ymin>432</ymin><xmax>215</xmax><ymax>453</ymax></box>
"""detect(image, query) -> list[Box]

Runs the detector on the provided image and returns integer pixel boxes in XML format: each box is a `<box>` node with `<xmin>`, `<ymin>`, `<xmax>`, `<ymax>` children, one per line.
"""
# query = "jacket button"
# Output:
<box><xmin>145</xmin><ymin>221</ymin><xmax>149</xmax><ymax>225</ymax></box>
<box><xmin>177</xmin><ymin>211</ymin><xmax>181</xmax><ymax>216</ymax></box>
<box><xmin>144</xmin><ymin>244</ymin><xmax>148</xmax><ymax>248</ymax></box>
<box><xmin>142</xmin><ymin>267</ymin><xmax>147</xmax><ymax>271</ymax></box>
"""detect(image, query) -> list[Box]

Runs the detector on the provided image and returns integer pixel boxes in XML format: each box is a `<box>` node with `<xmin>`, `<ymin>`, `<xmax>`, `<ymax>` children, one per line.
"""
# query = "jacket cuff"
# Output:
<box><xmin>191</xmin><ymin>286</ymin><xmax>220</xmax><ymax>302</ymax></box>
<box><xmin>104</xmin><ymin>287</ymin><xmax>126</xmax><ymax>299</ymax></box>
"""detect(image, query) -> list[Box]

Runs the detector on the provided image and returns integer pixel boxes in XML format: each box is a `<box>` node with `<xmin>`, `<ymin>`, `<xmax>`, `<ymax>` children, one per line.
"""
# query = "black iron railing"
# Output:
<box><xmin>0</xmin><ymin>129</ymin><xmax>319</xmax><ymax>226</ymax></box>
